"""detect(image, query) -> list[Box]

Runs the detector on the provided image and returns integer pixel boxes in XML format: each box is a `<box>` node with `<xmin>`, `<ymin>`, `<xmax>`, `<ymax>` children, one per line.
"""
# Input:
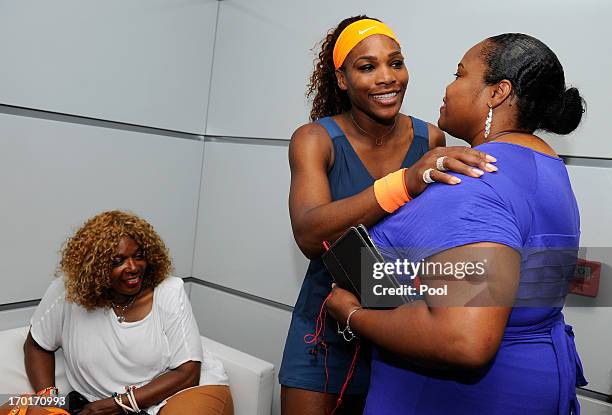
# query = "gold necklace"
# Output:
<box><xmin>111</xmin><ymin>295</ymin><xmax>136</xmax><ymax>323</ymax></box>
<box><xmin>350</xmin><ymin>111</ymin><xmax>397</xmax><ymax>146</ymax></box>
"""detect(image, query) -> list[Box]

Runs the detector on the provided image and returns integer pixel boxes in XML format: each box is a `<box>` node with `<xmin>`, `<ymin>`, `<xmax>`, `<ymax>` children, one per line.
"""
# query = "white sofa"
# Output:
<box><xmin>0</xmin><ymin>326</ymin><xmax>274</xmax><ymax>415</ymax></box>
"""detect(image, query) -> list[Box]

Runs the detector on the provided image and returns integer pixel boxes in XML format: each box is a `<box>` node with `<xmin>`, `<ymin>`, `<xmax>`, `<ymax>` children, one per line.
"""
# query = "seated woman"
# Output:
<box><xmin>327</xmin><ymin>33</ymin><xmax>587</xmax><ymax>414</ymax></box>
<box><xmin>23</xmin><ymin>210</ymin><xmax>233</xmax><ymax>415</ymax></box>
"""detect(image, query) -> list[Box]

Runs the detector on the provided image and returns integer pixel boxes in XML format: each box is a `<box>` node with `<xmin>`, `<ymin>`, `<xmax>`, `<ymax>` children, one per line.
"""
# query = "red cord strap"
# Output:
<box><xmin>304</xmin><ymin>293</ymin><xmax>362</xmax><ymax>413</ymax></box>
<box><xmin>330</xmin><ymin>342</ymin><xmax>361</xmax><ymax>415</ymax></box>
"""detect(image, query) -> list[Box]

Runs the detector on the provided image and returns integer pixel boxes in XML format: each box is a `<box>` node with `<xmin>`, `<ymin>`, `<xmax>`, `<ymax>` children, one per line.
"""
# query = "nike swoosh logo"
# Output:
<box><xmin>358</xmin><ymin>26</ymin><xmax>377</xmax><ymax>35</ymax></box>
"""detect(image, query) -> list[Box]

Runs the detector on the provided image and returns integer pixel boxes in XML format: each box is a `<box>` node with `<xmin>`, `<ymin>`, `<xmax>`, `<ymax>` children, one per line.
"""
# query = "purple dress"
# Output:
<box><xmin>367</xmin><ymin>142</ymin><xmax>587</xmax><ymax>415</ymax></box>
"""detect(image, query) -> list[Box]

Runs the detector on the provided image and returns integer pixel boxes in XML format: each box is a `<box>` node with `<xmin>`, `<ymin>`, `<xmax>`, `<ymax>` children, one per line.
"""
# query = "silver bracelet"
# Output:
<box><xmin>337</xmin><ymin>307</ymin><xmax>363</xmax><ymax>342</ymax></box>
<box><xmin>347</xmin><ymin>307</ymin><xmax>363</xmax><ymax>333</ymax></box>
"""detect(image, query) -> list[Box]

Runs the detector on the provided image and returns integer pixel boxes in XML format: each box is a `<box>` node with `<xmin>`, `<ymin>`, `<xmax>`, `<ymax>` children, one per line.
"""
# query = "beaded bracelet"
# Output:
<box><xmin>36</xmin><ymin>386</ymin><xmax>58</xmax><ymax>397</ymax></box>
<box><xmin>125</xmin><ymin>386</ymin><xmax>140</xmax><ymax>412</ymax></box>
<box><xmin>112</xmin><ymin>392</ymin><xmax>131</xmax><ymax>414</ymax></box>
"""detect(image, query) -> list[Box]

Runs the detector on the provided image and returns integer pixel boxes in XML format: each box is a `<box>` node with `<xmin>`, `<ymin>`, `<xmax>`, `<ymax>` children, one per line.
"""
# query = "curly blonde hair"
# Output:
<box><xmin>59</xmin><ymin>210</ymin><xmax>172</xmax><ymax>310</ymax></box>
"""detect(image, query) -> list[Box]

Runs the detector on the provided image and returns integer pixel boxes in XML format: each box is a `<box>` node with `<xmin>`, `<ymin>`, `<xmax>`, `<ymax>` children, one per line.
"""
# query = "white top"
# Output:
<box><xmin>30</xmin><ymin>276</ymin><xmax>228</xmax><ymax>414</ymax></box>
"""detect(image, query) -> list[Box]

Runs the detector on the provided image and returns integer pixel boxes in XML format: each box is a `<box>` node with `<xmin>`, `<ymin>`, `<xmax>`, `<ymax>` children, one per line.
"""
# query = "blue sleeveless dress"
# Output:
<box><xmin>365</xmin><ymin>142</ymin><xmax>587</xmax><ymax>414</ymax></box>
<box><xmin>279</xmin><ymin>116</ymin><xmax>430</xmax><ymax>393</ymax></box>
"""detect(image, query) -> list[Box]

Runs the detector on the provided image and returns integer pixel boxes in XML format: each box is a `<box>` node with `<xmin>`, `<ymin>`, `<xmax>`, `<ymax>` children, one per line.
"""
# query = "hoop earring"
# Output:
<box><xmin>484</xmin><ymin>105</ymin><xmax>493</xmax><ymax>140</ymax></box>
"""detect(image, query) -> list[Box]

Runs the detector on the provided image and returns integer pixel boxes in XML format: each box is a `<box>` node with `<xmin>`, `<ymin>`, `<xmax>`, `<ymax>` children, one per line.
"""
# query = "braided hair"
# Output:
<box><xmin>481</xmin><ymin>33</ymin><xmax>585</xmax><ymax>134</ymax></box>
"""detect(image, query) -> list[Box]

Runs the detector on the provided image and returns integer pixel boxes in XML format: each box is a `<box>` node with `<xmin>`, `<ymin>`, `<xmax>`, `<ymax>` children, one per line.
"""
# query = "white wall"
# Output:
<box><xmin>564</xmin><ymin>165</ymin><xmax>612</xmax><ymax>397</ymax></box>
<box><xmin>578</xmin><ymin>396</ymin><xmax>612</xmax><ymax>415</ymax></box>
<box><xmin>0</xmin><ymin>112</ymin><xmax>203</xmax><ymax>304</ymax></box>
<box><xmin>193</xmin><ymin>139</ymin><xmax>308</xmax><ymax>307</ymax></box>
<box><xmin>0</xmin><ymin>0</ymin><xmax>218</xmax><ymax>133</ymax></box>
<box><xmin>0</xmin><ymin>307</ymin><xmax>36</xmax><ymax>331</ymax></box>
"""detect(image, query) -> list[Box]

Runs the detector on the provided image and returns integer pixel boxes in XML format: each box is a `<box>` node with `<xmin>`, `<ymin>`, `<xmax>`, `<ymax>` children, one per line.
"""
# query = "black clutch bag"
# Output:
<box><xmin>321</xmin><ymin>225</ymin><xmax>407</xmax><ymax>308</ymax></box>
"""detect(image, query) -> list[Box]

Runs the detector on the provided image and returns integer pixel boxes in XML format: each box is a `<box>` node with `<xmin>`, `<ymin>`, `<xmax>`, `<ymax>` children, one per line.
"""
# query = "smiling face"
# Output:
<box><xmin>438</xmin><ymin>41</ymin><xmax>492</xmax><ymax>143</ymax></box>
<box><xmin>336</xmin><ymin>34</ymin><xmax>408</xmax><ymax>121</ymax></box>
<box><xmin>109</xmin><ymin>236</ymin><xmax>147</xmax><ymax>298</ymax></box>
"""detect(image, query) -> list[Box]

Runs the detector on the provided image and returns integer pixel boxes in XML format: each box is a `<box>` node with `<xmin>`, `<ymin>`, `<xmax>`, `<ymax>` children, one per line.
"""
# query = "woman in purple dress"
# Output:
<box><xmin>326</xmin><ymin>33</ymin><xmax>587</xmax><ymax>414</ymax></box>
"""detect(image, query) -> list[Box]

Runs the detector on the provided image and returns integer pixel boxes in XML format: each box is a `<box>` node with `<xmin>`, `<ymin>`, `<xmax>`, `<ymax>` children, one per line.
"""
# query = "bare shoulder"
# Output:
<box><xmin>427</xmin><ymin>123</ymin><xmax>446</xmax><ymax>148</ymax></box>
<box><xmin>290</xmin><ymin>122</ymin><xmax>332</xmax><ymax>148</ymax></box>
<box><xmin>289</xmin><ymin>122</ymin><xmax>333</xmax><ymax>169</ymax></box>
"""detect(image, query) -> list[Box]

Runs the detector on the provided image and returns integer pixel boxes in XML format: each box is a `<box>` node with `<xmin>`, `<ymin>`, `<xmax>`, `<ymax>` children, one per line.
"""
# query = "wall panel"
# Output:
<box><xmin>0</xmin><ymin>112</ymin><xmax>203</xmax><ymax>304</ymax></box>
<box><xmin>0</xmin><ymin>0</ymin><xmax>218</xmax><ymax>133</ymax></box>
<box><xmin>564</xmin><ymin>165</ymin><xmax>612</xmax><ymax>396</ymax></box>
<box><xmin>578</xmin><ymin>395</ymin><xmax>612</xmax><ymax>415</ymax></box>
<box><xmin>0</xmin><ymin>307</ymin><xmax>36</xmax><ymax>331</ymax></box>
<box><xmin>193</xmin><ymin>139</ymin><xmax>308</xmax><ymax>306</ymax></box>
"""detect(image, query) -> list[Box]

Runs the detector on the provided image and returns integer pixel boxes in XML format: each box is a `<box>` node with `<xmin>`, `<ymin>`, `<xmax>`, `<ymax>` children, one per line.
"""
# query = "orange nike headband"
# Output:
<box><xmin>333</xmin><ymin>19</ymin><xmax>400</xmax><ymax>69</ymax></box>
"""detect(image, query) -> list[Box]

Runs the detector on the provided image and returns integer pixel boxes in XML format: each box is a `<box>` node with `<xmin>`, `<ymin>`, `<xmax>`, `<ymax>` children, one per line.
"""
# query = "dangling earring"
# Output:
<box><xmin>484</xmin><ymin>104</ymin><xmax>493</xmax><ymax>140</ymax></box>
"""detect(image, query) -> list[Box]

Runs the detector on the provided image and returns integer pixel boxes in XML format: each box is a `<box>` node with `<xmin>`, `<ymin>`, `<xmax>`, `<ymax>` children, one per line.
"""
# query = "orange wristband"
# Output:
<box><xmin>373</xmin><ymin>169</ymin><xmax>411</xmax><ymax>213</ymax></box>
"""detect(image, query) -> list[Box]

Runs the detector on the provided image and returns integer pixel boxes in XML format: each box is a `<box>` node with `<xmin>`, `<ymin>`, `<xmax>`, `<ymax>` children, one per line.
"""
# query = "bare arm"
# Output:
<box><xmin>24</xmin><ymin>331</ymin><xmax>56</xmax><ymax>393</ymax></box>
<box><xmin>289</xmin><ymin>124</ymin><xmax>496</xmax><ymax>259</ymax></box>
<box><xmin>288</xmin><ymin>123</ymin><xmax>387</xmax><ymax>258</ymax></box>
<box><xmin>327</xmin><ymin>242</ymin><xmax>520</xmax><ymax>369</ymax></box>
<box><xmin>78</xmin><ymin>361</ymin><xmax>200</xmax><ymax>415</ymax></box>
<box><xmin>128</xmin><ymin>361</ymin><xmax>200</xmax><ymax>408</ymax></box>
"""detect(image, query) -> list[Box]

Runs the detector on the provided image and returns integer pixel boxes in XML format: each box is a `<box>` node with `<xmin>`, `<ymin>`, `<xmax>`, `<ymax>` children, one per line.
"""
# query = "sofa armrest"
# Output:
<box><xmin>0</xmin><ymin>326</ymin><xmax>72</xmax><ymax>395</ymax></box>
<box><xmin>201</xmin><ymin>336</ymin><xmax>274</xmax><ymax>415</ymax></box>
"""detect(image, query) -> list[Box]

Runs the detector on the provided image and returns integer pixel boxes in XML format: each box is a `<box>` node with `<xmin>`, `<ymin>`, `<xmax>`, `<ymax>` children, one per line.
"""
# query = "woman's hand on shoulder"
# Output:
<box><xmin>404</xmin><ymin>145</ymin><xmax>498</xmax><ymax>198</ymax></box>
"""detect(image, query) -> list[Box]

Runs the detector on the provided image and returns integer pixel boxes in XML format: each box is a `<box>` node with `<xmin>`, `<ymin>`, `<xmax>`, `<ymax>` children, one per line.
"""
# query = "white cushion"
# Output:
<box><xmin>0</xmin><ymin>326</ymin><xmax>274</xmax><ymax>415</ymax></box>
<box><xmin>202</xmin><ymin>336</ymin><xmax>274</xmax><ymax>415</ymax></box>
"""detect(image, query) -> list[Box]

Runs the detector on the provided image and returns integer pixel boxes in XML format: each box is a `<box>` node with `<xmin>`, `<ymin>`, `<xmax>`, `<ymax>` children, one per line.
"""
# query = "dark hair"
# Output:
<box><xmin>481</xmin><ymin>33</ymin><xmax>585</xmax><ymax>135</ymax></box>
<box><xmin>307</xmin><ymin>15</ymin><xmax>379</xmax><ymax>121</ymax></box>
